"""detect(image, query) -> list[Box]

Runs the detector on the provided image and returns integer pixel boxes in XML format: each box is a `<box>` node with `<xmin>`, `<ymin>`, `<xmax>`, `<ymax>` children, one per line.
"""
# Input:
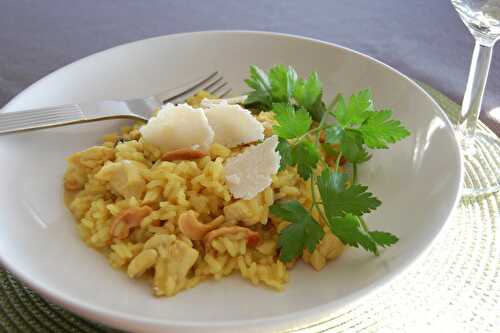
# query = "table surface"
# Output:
<box><xmin>1</xmin><ymin>0</ymin><xmax>499</xmax><ymax>135</ymax></box>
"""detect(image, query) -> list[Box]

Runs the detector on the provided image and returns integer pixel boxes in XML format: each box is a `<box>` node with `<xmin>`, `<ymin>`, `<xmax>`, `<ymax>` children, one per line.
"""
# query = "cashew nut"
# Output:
<box><xmin>204</xmin><ymin>226</ymin><xmax>261</xmax><ymax>247</ymax></box>
<box><xmin>161</xmin><ymin>148</ymin><xmax>208</xmax><ymax>161</ymax></box>
<box><xmin>178</xmin><ymin>211</ymin><xmax>224</xmax><ymax>240</ymax></box>
<box><xmin>110</xmin><ymin>206</ymin><xmax>152</xmax><ymax>239</ymax></box>
<box><xmin>64</xmin><ymin>179</ymin><xmax>83</xmax><ymax>191</ymax></box>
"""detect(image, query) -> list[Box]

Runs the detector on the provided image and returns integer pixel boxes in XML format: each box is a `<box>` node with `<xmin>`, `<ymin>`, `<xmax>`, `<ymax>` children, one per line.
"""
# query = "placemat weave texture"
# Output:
<box><xmin>1</xmin><ymin>83</ymin><xmax>499</xmax><ymax>333</ymax></box>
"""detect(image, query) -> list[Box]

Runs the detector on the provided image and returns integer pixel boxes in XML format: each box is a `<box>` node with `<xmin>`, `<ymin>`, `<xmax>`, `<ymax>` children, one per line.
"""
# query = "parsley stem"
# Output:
<box><xmin>310</xmin><ymin>175</ymin><xmax>327</xmax><ymax>224</ymax></box>
<box><xmin>352</xmin><ymin>162</ymin><xmax>358</xmax><ymax>185</ymax></box>
<box><xmin>315</xmin><ymin>106</ymin><xmax>330</xmax><ymax>171</ymax></box>
<box><xmin>335</xmin><ymin>152</ymin><xmax>343</xmax><ymax>172</ymax></box>
<box><xmin>316</xmin><ymin>108</ymin><xmax>329</xmax><ymax>143</ymax></box>
<box><xmin>327</xmin><ymin>93</ymin><xmax>341</xmax><ymax>113</ymax></box>
<box><xmin>296</xmin><ymin>124</ymin><xmax>334</xmax><ymax>142</ymax></box>
<box><xmin>296</xmin><ymin>107</ymin><xmax>335</xmax><ymax>144</ymax></box>
<box><xmin>296</xmin><ymin>127</ymin><xmax>321</xmax><ymax>142</ymax></box>
<box><xmin>345</xmin><ymin>158</ymin><xmax>379</xmax><ymax>255</ymax></box>
<box><xmin>297</xmin><ymin>123</ymin><xmax>339</xmax><ymax>143</ymax></box>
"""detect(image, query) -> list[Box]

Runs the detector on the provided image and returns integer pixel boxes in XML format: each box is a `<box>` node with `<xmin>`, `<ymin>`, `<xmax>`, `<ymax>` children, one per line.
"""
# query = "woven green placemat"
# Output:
<box><xmin>1</xmin><ymin>83</ymin><xmax>499</xmax><ymax>333</ymax></box>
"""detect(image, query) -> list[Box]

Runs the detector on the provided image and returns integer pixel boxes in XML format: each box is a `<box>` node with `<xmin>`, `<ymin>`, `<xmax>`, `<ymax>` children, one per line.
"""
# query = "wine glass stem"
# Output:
<box><xmin>458</xmin><ymin>40</ymin><xmax>494</xmax><ymax>154</ymax></box>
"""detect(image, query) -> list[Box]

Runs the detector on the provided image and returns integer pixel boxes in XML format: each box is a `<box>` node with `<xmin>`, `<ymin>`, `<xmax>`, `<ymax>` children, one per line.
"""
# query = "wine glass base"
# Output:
<box><xmin>461</xmin><ymin>132</ymin><xmax>500</xmax><ymax>197</ymax></box>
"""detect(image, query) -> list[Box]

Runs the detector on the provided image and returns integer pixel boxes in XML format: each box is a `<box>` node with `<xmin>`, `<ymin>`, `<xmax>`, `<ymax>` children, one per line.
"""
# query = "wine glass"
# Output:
<box><xmin>451</xmin><ymin>0</ymin><xmax>500</xmax><ymax>196</ymax></box>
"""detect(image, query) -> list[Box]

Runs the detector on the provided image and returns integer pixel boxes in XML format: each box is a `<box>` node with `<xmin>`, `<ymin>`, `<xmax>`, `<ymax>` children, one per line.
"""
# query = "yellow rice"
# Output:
<box><xmin>63</xmin><ymin>95</ymin><xmax>344</xmax><ymax>297</ymax></box>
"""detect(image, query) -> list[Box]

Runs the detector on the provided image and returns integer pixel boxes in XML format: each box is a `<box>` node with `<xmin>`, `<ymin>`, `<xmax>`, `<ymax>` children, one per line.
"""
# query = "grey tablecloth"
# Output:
<box><xmin>1</xmin><ymin>0</ymin><xmax>499</xmax><ymax>134</ymax></box>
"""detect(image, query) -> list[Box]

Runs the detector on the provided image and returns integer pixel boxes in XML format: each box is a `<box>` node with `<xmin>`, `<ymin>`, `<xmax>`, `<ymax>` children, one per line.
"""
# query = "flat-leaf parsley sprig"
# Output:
<box><xmin>245</xmin><ymin>64</ymin><xmax>410</xmax><ymax>262</ymax></box>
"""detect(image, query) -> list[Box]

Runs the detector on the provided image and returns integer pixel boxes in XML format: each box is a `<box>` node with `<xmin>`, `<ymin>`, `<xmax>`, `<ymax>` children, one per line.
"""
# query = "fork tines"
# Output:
<box><xmin>163</xmin><ymin>71</ymin><xmax>232</xmax><ymax>104</ymax></box>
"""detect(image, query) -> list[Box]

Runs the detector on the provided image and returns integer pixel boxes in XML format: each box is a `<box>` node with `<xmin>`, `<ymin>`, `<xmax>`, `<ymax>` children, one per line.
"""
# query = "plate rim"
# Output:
<box><xmin>0</xmin><ymin>30</ymin><xmax>464</xmax><ymax>331</ymax></box>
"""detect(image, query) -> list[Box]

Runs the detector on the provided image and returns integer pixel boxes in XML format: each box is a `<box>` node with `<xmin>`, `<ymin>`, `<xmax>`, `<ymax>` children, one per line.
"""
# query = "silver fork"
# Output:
<box><xmin>0</xmin><ymin>71</ymin><xmax>231</xmax><ymax>135</ymax></box>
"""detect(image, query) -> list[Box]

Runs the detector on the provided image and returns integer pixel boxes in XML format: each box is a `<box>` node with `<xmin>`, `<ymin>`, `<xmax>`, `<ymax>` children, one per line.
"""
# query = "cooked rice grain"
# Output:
<box><xmin>64</xmin><ymin>112</ymin><xmax>344</xmax><ymax>297</ymax></box>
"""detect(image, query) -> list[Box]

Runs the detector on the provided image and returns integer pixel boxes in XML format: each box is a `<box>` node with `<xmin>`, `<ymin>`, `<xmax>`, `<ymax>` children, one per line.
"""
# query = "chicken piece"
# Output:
<box><xmin>255</xmin><ymin>111</ymin><xmax>277</xmax><ymax>138</ymax></box>
<box><xmin>302</xmin><ymin>228</ymin><xmax>344</xmax><ymax>271</ymax></box>
<box><xmin>223</xmin><ymin>200</ymin><xmax>258</xmax><ymax>225</ymax></box>
<box><xmin>127</xmin><ymin>249</ymin><xmax>158</xmax><ymax>278</ymax></box>
<box><xmin>66</xmin><ymin>146</ymin><xmax>114</xmax><ymax>169</ymax></box>
<box><xmin>186</xmin><ymin>90</ymin><xmax>216</xmax><ymax>108</ymax></box>
<box><xmin>199</xmin><ymin>95</ymin><xmax>247</xmax><ymax>108</ymax></box>
<box><xmin>177</xmin><ymin>211</ymin><xmax>224</xmax><ymax>240</ymax></box>
<box><xmin>63</xmin><ymin>166</ymin><xmax>88</xmax><ymax>191</ymax></box>
<box><xmin>204</xmin><ymin>226</ymin><xmax>261</xmax><ymax>247</ymax></box>
<box><xmin>152</xmin><ymin>237</ymin><xmax>200</xmax><ymax>297</ymax></box>
<box><xmin>144</xmin><ymin>234</ymin><xmax>176</xmax><ymax>250</ymax></box>
<box><xmin>317</xmin><ymin>230</ymin><xmax>344</xmax><ymax>260</ymax></box>
<box><xmin>224</xmin><ymin>200</ymin><xmax>263</xmax><ymax>226</ymax></box>
<box><xmin>164</xmin><ymin>240</ymin><xmax>199</xmax><ymax>277</ymax></box>
<box><xmin>223</xmin><ymin>188</ymin><xmax>273</xmax><ymax>226</ymax></box>
<box><xmin>64</xmin><ymin>146</ymin><xmax>115</xmax><ymax>190</ymax></box>
<box><xmin>95</xmin><ymin>160</ymin><xmax>148</xmax><ymax>199</ymax></box>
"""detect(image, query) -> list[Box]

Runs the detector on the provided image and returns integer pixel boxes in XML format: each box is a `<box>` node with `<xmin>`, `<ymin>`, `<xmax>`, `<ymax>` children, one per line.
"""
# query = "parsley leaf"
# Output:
<box><xmin>326</xmin><ymin>126</ymin><xmax>370</xmax><ymax>163</ymax></box>
<box><xmin>328</xmin><ymin>214</ymin><xmax>378</xmax><ymax>253</ymax></box>
<box><xmin>369</xmin><ymin>231</ymin><xmax>399</xmax><ymax>247</ymax></box>
<box><xmin>307</xmin><ymin>98</ymin><xmax>327</xmax><ymax>122</ymax></box>
<box><xmin>333</xmin><ymin>90</ymin><xmax>409</xmax><ymax>150</ymax></box>
<box><xmin>293</xmin><ymin>72</ymin><xmax>322</xmax><ymax>109</ymax></box>
<box><xmin>244</xmin><ymin>65</ymin><xmax>273</xmax><ymax>108</ymax></box>
<box><xmin>272</xmin><ymin>103</ymin><xmax>312</xmax><ymax>139</ymax></box>
<box><xmin>334</xmin><ymin>90</ymin><xmax>373</xmax><ymax>127</ymax></box>
<box><xmin>346</xmin><ymin>89</ymin><xmax>374</xmax><ymax>125</ymax></box>
<box><xmin>268</xmin><ymin>65</ymin><xmax>297</xmax><ymax>103</ymax></box>
<box><xmin>339</xmin><ymin>130</ymin><xmax>371</xmax><ymax>163</ymax></box>
<box><xmin>333</xmin><ymin>95</ymin><xmax>348</xmax><ymax>126</ymax></box>
<box><xmin>293</xmin><ymin>71</ymin><xmax>326</xmax><ymax>121</ymax></box>
<box><xmin>293</xmin><ymin>140</ymin><xmax>320</xmax><ymax>180</ymax></box>
<box><xmin>276</xmin><ymin>137</ymin><xmax>295</xmax><ymax>171</ymax></box>
<box><xmin>316</xmin><ymin>169</ymin><xmax>390</xmax><ymax>254</ymax></box>
<box><xmin>358</xmin><ymin>109</ymin><xmax>411</xmax><ymax>149</ymax></box>
<box><xmin>324</xmin><ymin>124</ymin><xmax>344</xmax><ymax>144</ymax></box>
<box><xmin>317</xmin><ymin>168</ymin><xmax>381</xmax><ymax>218</ymax></box>
<box><xmin>321</xmin><ymin>142</ymin><xmax>340</xmax><ymax>157</ymax></box>
<box><xmin>244</xmin><ymin>64</ymin><xmax>326</xmax><ymax>120</ymax></box>
<box><xmin>271</xmin><ymin>201</ymin><xmax>324</xmax><ymax>262</ymax></box>
<box><xmin>243</xmin><ymin>64</ymin><xmax>406</xmax><ymax>257</ymax></box>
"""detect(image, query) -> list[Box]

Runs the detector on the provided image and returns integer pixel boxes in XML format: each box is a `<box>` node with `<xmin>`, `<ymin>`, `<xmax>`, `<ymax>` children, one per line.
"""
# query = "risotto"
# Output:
<box><xmin>63</xmin><ymin>93</ymin><xmax>344</xmax><ymax>297</ymax></box>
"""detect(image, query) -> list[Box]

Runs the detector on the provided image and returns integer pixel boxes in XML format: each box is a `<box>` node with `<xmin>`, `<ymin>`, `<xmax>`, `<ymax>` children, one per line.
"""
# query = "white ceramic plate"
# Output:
<box><xmin>0</xmin><ymin>31</ymin><xmax>462</xmax><ymax>333</ymax></box>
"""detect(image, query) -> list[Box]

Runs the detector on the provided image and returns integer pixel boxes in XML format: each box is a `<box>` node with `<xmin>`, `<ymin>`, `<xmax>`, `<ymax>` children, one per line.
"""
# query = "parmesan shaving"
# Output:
<box><xmin>224</xmin><ymin>135</ymin><xmax>281</xmax><ymax>199</ymax></box>
<box><xmin>204</xmin><ymin>103</ymin><xmax>264</xmax><ymax>148</ymax></box>
<box><xmin>139</xmin><ymin>103</ymin><xmax>214</xmax><ymax>153</ymax></box>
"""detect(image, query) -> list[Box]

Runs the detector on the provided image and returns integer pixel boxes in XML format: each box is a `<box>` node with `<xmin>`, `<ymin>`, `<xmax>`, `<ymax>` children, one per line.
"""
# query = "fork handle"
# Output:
<box><xmin>0</xmin><ymin>101</ymin><xmax>134</xmax><ymax>135</ymax></box>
